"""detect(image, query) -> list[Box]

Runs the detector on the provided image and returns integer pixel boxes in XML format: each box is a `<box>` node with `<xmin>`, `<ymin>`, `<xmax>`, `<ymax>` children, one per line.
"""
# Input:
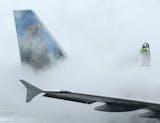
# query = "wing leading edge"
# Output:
<box><xmin>20</xmin><ymin>79</ymin><xmax>160</xmax><ymax>119</ymax></box>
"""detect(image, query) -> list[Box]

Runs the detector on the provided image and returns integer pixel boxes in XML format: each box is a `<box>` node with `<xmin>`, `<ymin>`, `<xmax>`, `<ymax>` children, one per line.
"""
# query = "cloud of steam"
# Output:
<box><xmin>0</xmin><ymin>0</ymin><xmax>160</xmax><ymax>123</ymax></box>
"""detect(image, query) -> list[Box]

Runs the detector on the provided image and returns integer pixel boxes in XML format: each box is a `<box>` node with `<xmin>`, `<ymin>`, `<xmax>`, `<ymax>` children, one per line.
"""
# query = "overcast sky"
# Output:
<box><xmin>0</xmin><ymin>0</ymin><xmax>160</xmax><ymax>123</ymax></box>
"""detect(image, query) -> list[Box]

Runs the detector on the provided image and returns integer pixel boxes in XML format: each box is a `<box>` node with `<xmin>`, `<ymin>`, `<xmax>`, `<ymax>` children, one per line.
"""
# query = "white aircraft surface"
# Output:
<box><xmin>1</xmin><ymin>0</ymin><xmax>160</xmax><ymax>123</ymax></box>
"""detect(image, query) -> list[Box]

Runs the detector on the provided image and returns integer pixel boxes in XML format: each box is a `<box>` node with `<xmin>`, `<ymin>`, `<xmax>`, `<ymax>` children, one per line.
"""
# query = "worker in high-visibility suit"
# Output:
<box><xmin>140</xmin><ymin>42</ymin><xmax>150</xmax><ymax>66</ymax></box>
<box><xmin>141</xmin><ymin>42</ymin><xmax>150</xmax><ymax>55</ymax></box>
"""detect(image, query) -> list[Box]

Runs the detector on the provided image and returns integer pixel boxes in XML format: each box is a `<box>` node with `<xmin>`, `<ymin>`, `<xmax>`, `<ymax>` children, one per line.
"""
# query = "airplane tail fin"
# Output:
<box><xmin>14</xmin><ymin>10</ymin><xmax>65</xmax><ymax>69</ymax></box>
<box><xmin>20</xmin><ymin>80</ymin><xmax>43</xmax><ymax>102</ymax></box>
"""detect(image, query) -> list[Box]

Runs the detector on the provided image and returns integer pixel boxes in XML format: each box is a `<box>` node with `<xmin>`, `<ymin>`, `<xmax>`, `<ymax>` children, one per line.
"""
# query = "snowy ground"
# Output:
<box><xmin>0</xmin><ymin>0</ymin><xmax>160</xmax><ymax>123</ymax></box>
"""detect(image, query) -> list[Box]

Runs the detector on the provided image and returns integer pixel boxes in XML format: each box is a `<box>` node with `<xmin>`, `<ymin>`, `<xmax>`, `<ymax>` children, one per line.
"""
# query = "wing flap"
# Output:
<box><xmin>44</xmin><ymin>93</ymin><xmax>95</xmax><ymax>104</ymax></box>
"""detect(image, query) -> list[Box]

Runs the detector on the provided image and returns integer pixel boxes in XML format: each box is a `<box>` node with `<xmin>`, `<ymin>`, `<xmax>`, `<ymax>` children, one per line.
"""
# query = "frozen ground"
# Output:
<box><xmin>0</xmin><ymin>0</ymin><xmax>160</xmax><ymax>123</ymax></box>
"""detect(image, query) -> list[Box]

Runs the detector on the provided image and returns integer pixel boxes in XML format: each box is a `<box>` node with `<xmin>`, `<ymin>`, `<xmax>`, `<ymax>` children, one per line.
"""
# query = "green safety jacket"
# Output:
<box><xmin>141</xmin><ymin>48</ymin><xmax>149</xmax><ymax>54</ymax></box>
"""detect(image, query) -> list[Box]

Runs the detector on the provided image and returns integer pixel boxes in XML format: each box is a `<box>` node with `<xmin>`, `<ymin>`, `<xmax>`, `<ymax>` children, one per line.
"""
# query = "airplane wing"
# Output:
<box><xmin>20</xmin><ymin>79</ymin><xmax>160</xmax><ymax>119</ymax></box>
